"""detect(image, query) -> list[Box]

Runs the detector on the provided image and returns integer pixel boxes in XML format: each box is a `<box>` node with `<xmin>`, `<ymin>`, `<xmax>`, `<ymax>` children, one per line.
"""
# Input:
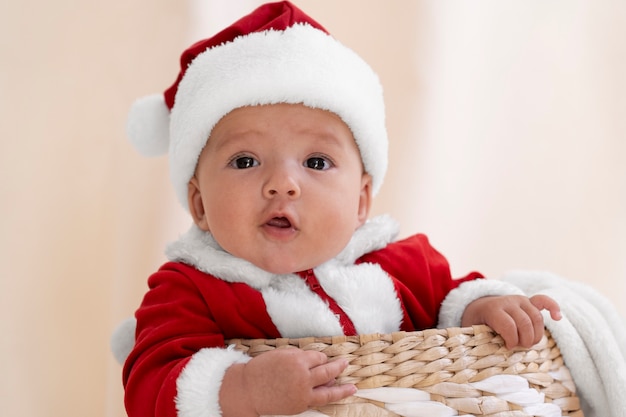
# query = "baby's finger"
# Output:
<box><xmin>487</xmin><ymin>313</ymin><xmax>519</xmax><ymax>350</ymax></box>
<box><xmin>309</xmin><ymin>358</ymin><xmax>349</xmax><ymax>387</ymax></box>
<box><xmin>501</xmin><ymin>304</ymin><xmax>537</xmax><ymax>348</ymax></box>
<box><xmin>309</xmin><ymin>382</ymin><xmax>356</xmax><ymax>406</ymax></box>
<box><xmin>301</xmin><ymin>350</ymin><xmax>330</xmax><ymax>368</ymax></box>
<box><xmin>529</xmin><ymin>294</ymin><xmax>562</xmax><ymax>321</ymax></box>
<box><xmin>519</xmin><ymin>302</ymin><xmax>546</xmax><ymax>347</ymax></box>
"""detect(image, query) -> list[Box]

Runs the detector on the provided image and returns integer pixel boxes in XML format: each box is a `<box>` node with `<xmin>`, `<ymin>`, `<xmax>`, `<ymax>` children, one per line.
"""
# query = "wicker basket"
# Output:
<box><xmin>227</xmin><ymin>325</ymin><xmax>583</xmax><ymax>417</ymax></box>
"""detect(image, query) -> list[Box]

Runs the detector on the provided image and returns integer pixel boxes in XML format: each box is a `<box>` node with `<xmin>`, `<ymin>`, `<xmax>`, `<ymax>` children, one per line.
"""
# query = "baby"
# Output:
<box><xmin>121</xmin><ymin>2</ymin><xmax>561</xmax><ymax>417</ymax></box>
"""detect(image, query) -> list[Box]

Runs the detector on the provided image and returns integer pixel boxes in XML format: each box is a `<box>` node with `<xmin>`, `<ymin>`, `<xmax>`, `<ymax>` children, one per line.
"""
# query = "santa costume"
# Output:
<box><xmin>120</xmin><ymin>2</ymin><xmax>526</xmax><ymax>417</ymax></box>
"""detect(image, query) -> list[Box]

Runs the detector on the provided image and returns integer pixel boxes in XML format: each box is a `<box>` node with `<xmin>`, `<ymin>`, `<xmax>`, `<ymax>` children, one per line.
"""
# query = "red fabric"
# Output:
<box><xmin>163</xmin><ymin>1</ymin><xmax>328</xmax><ymax>109</ymax></box>
<box><xmin>124</xmin><ymin>267</ymin><xmax>282</xmax><ymax>417</ymax></box>
<box><xmin>358</xmin><ymin>234</ymin><xmax>483</xmax><ymax>330</ymax></box>
<box><xmin>123</xmin><ymin>233</ymin><xmax>483</xmax><ymax>417</ymax></box>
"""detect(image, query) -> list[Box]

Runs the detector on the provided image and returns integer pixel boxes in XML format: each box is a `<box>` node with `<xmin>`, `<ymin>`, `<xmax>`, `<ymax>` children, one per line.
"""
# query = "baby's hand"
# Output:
<box><xmin>461</xmin><ymin>294</ymin><xmax>562</xmax><ymax>349</ymax></box>
<box><xmin>220</xmin><ymin>348</ymin><xmax>356</xmax><ymax>417</ymax></box>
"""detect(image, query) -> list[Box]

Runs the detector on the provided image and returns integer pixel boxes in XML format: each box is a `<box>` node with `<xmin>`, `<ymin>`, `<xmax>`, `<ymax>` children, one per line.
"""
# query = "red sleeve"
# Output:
<box><xmin>122</xmin><ymin>264</ymin><xmax>224</xmax><ymax>417</ymax></box>
<box><xmin>122</xmin><ymin>262</ymin><xmax>279</xmax><ymax>417</ymax></box>
<box><xmin>357</xmin><ymin>234</ymin><xmax>483</xmax><ymax>330</ymax></box>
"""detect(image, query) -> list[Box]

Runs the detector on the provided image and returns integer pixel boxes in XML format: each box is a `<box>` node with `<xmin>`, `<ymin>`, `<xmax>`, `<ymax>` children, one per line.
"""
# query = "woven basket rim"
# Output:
<box><xmin>227</xmin><ymin>324</ymin><xmax>499</xmax><ymax>347</ymax></box>
<box><xmin>226</xmin><ymin>325</ymin><xmax>584</xmax><ymax>417</ymax></box>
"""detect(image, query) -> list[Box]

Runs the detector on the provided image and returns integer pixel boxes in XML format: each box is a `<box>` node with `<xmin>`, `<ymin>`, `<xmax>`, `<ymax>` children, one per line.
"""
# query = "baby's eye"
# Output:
<box><xmin>304</xmin><ymin>157</ymin><xmax>332</xmax><ymax>171</ymax></box>
<box><xmin>230</xmin><ymin>156</ymin><xmax>259</xmax><ymax>169</ymax></box>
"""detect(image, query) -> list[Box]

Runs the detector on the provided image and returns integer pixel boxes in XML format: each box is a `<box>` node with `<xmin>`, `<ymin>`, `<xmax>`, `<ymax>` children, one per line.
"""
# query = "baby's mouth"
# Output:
<box><xmin>266</xmin><ymin>217</ymin><xmax>293</xmax><ymax>229</ymax></box>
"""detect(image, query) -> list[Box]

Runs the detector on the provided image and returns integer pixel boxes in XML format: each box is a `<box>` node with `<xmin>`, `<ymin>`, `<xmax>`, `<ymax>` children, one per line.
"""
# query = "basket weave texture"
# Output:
<box><xmin>227</xmin><ymin>325</ymin><xmax>583</xmax><ymax>417</ymax></box>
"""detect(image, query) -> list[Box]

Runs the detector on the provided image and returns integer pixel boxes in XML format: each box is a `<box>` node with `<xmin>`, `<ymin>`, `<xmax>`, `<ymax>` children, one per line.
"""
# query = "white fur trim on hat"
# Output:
<box><xmin>165</xmin><ymin>23</ymin><xmax>387</xmax><ymax>210</ymax></box>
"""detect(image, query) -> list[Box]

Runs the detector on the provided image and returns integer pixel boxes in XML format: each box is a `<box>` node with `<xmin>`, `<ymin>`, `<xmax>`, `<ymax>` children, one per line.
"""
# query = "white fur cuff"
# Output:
<box><xmin>176</xmin><ymin>347</ymin><xmax>251</xmax><ymax>417</ymax></box>
<box><xmin>437</xmin><ymin>279</ymin><xmax>525</xmax><ymax>328</ymax></box>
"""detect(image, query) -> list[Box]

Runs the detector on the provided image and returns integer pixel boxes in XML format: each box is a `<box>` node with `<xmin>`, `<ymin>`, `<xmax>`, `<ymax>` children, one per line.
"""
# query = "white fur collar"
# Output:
<box><xmin>165</xmin><ymin>215</ymin><xmax>403</xmax><ymax>337</ymax></box>
<box><xmin>165</xmin><ymin>214</ymin><xmax>399</xmax><ymax>287</ymax></box>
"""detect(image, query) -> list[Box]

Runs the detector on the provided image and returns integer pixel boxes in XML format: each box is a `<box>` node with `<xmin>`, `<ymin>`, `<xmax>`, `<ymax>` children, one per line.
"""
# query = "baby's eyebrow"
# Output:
<box><xmin>297</xmin><ymin>129</ymin><xmax>348</xmax><ymax>146</ymax></box>
<box><xmin>209</xmin><ymin>130</ymin><xmax>263</xmax><ymax>153</ymax></box>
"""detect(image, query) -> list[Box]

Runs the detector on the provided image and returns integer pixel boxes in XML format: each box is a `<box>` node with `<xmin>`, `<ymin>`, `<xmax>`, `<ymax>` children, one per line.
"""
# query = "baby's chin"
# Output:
<box><xmin>253</xmin><ymin>260</ymin><xmax>314</xmax><ymax>275</ymax></box>
<box><xmin>246</xmin><ymin>252</ymin><xmax>326</xmax><ymax>275</ymax></box>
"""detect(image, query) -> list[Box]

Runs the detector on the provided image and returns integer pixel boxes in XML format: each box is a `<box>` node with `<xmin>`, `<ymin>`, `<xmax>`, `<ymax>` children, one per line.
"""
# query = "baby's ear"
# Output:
<box><xmin>187</xmin><ymin>178</ymin><xmax>210</xmax><ymax>231</ymax></box>
<box><xmin>357</xmin><ymin>173</ymin><xmax>373</xmax><ymax>226</ymax></box>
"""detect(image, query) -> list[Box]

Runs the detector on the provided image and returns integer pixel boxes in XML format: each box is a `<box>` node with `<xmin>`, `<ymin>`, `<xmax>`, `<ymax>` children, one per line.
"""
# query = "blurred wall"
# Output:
<box><xmin>0</xmin><ymin>1</ymin><xmax>190</xmax><ymax>416</ymax></box>
<box><xmin>0</xmin><ymin>1</ymin><xmax>624</xmax><ymax>417</ymax></box>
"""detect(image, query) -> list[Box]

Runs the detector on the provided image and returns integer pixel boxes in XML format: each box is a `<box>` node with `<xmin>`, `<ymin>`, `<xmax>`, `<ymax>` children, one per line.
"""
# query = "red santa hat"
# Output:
<box><xmin>127</xmin><ymin>1</ymin><xmax>387</xmax><ymax>210</ymax></box>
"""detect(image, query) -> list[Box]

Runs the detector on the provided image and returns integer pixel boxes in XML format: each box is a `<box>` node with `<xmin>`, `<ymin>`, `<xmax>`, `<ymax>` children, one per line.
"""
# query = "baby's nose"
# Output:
<box><xmin>263</xmin><ymin>167</ymin><xmax>301</xmax><ymax>198</ymax></box>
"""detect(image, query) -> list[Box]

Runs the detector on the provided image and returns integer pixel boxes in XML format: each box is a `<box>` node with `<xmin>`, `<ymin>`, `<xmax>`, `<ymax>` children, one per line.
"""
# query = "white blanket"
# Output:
<box><xmin>502</xmin><ymin>271</ymin><xmax>626</xmax><ymax>417</ymax></box>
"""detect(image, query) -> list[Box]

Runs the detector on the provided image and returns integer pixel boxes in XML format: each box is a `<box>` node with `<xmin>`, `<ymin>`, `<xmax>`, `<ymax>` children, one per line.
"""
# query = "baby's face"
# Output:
<box><xmin>188</xmin><ymin>103</ymin><xmax>372</xmax><ymax>274</ymax></box>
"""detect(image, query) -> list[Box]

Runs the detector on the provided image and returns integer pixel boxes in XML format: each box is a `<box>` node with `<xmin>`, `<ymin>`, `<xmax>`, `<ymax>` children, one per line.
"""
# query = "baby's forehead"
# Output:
<box><xmin>209</xmin><ymin>103</ymin><xmax>357</xmax><ymax>143</ymax></box>
<box><xmin>217</xmin><ymin>103</ymin><xmax>345</xmax><ymax>122</ymax></box>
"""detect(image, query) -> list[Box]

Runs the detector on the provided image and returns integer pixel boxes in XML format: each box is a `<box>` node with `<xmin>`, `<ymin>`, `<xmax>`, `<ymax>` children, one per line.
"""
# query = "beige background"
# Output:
<box><xmin>1</xmin><ymin>1</ymin><xmax>624</xmax><ymax>416</ymax></box>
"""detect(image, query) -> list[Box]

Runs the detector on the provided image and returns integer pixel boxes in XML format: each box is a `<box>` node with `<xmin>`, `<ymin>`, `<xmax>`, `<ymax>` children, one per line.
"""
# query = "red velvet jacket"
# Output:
<box><xmin>123</xmin><ymin>216</ymin><xmax>483</xmax><ymax>417</ymax></box>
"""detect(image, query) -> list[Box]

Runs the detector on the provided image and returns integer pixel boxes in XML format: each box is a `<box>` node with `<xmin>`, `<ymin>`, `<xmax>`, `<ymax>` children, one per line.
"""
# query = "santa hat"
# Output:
<box><xmin>127</xmin><ymin>1</ymin><xmax>387</xmax><ymax>210</ymax></box>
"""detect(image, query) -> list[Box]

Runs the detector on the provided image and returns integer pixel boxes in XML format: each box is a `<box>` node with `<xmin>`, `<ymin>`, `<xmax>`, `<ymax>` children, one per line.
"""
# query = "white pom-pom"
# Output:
<box><xmin>110</xmin><ymin>317</ymin><xmax>137</xmax><ymax>365</ymax></box>
<box><xmin>126</xmin><ymin>94</ymin><xmax>170</xmax><ymax>156</ymax></box>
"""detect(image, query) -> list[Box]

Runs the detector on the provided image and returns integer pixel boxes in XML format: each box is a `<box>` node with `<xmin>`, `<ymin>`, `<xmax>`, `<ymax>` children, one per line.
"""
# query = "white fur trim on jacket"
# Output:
<box><xmin>437</xmin><ymin>279</ymin><xmax>525</xmax><ymax>329</ymax></box>
<box><xmin>165</xmin><ymin>214</ymin><xmax>399</xmax><ymax>287</ymax></box>
<box><xmin>175</xmin><ymin>347</ymin><xmax>251</xmax><ymax>417</ymax></box>
<box><xmin>166</xmin><ymin>215</ymin><xmax>403</xmax><ymax>338</ymax></box>
<box><xmin>110</xmin><ymin>215</ymin><xmax>402</xmax><ymax>365</ymax></box>
<box><xmin>316</xmin><ymin>260</ymin><xmax>403</xmax><ymax>335</ymax></box>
